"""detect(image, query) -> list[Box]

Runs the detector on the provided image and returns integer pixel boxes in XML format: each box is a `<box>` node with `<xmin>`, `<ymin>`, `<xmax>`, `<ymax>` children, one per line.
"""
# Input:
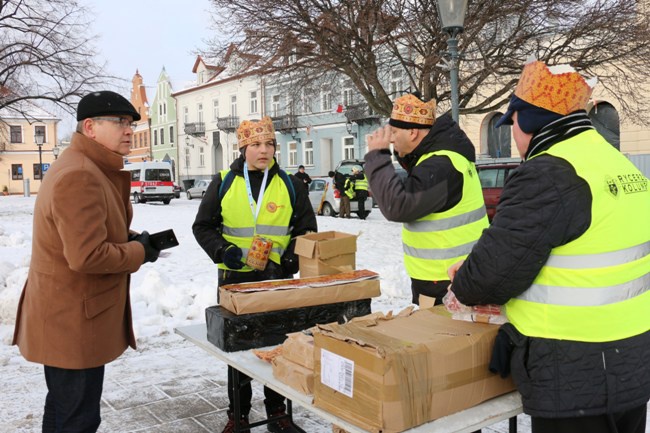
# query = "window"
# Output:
<box><xmin>153</xmin><ymin>129</ymin><xmax>158</xmax><ymax>146</ymax></box>
<box><xmin>185</xmin><ymin>147</ymin><xmax>191</xmax><ymax>169</ymax></box>
<box><xmin>33</xmin><ymin>163</ymin><xmax>43</xmax><ymax>180</ymax></box>
<box><xmin>231</xmin><ymin>142</ymin><xmax>238</xmax><ymax>163</ymax></box>
<box><xmin>11</xmin><ymin>164</ymin><xmax>23</xmax><ymax>180</ymax></box>
<box><xmin>144</xmin><ymin>132</ymin><xmax>148</xmax><ymax>147</ymax></box>
<box><xmin>276</xmin><ymin>142</ymin><xmax>282</xmax><ymax>166</ymax></box>
<box><xmin>303</xmin><ymin>88</ymin><xmax>313</xmax><ymax>113</ymax></box>
<box><xmin>183</xmin><ymin>106</ymin><xmax>189</xmax><ymax>123</ymax></box>
<box><xmin>250</xmin><ymin>91</ymin><xmax>258</xmax><ymax>114</ymax></box>
<box><xmin>230</xmin><ymin>95</ymin><xmax>237</xmax><ymax>116</ymax></box>
<box><xmin>159</xmin><ymin>104</ymin><xmax>164</xmax><ymax>121</ymax></box>
<box><xmin>199</xmin><ymin>146</ymin><xmax>205</xmax><ymax>167</ymax></box>
<box><xmin>321</xmin><ymin>89</ymin><xmax>332</xmax><ymax>111</ymax></box>
<box><xmin>303</xmin><ymin>140</ymin><xmax>314</xmax><ymax>166</ymax></box>
<box><xmin>10</xmin><ymin>126</ymin><xmax>22</xmax><ymax>143</ymax></box>
<box><xmin>342</xmin><ymin>89</ymin><xmax>354</xmax><ymax>107</ymax></box>
<box><xmin>160</xmin><ymin>128</ymin><xmax>165</xmax><ymax>145</ymax></box>
<box><xmin>144</xmin><ymin>169</ymin><xmax>172</xmax><ymax>181</ymax></box>
<box><xmin>169</xmin><ymin>126</ymin><xmax>174</xmax><ymax>144</ymax></box>
<box><xmin>34</xmin><ymin>125</ymin><xmax>46</xmax><ymax>143</ymax></box>
<box><xmin>272</xmin><ymin>95</ymin><xmax>281</xmax><ymax>117</ymax></box>
<box><xmin>343</xmin><ymin>137</ymin><xmax>355</xmax><ymax>160</ymax></box>
<box><xmin>198</xmin><ymin>103</ymin><xmax>203</xmax><ymax>123</ymax></box>
<box><xmin>390</xmin><ymin>68</ymin><xmax>403</xmax><ymax>96</ymax></box>
<box><xmin>289</xmin><ymin>142</ymin><xmax>297</xmax><ymax>167</ymax></box>
<box><xmin>213</xmin><ymin>99</ymin><xmax>219</xmax><ymax>120</ymax></box>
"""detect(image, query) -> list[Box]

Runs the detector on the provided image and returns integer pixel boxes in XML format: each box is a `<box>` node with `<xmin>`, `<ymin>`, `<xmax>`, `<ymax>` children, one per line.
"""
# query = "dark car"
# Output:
<box><xmin>173</xmin><ymin>184</ymin><xmax>181</xmax><ymax>199</ymax></box>
<box><xmin>476</xmin><ymin>160</ymin><xmax>521</xmax><ymax>221</ymax></box>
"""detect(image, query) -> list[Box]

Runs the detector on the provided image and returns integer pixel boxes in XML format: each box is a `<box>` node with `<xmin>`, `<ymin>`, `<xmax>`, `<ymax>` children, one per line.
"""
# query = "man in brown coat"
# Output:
<box><xmin>12</xmin><ymin>91</ymin><xmax>161</xmax><ymax>432</ymax></box>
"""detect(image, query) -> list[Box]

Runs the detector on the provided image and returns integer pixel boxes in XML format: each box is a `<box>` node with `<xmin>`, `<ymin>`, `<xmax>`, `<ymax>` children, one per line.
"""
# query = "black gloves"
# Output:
<box><xmin>222</xmin><ymin>244</ymin><xmax>244</xmax><ymax>269</ymax></box>
<box><xmin>134</xmin><ymin>231</ymin><xmax>160</xmax><ymax>264</ymax></box>
<box><xmin>281</xmin><ymin>251</ymin><xmax>300</xmax><ymax>276</ymax></box>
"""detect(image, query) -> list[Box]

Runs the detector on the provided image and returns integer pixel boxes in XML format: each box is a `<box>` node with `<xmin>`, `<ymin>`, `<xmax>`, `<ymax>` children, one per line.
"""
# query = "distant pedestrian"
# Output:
<box><xmin>294</xmin><ymin>165</ymin><xmax>311</xmax><ymax>190</ymax></box>
<box><xmin>351</xmin><ymin>165</ymin><xmax>369</xmax><ymax>219</ymax></box>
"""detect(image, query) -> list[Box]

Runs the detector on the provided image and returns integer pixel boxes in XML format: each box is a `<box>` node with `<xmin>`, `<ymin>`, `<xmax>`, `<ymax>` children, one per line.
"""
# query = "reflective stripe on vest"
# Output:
<box><xmin>402</xmin><ymin>150</ymin><xmax>488</xmax><ymax>281</ymax></box>
<box><xmin>218</xmin><ymin>169</ymin><xmax>293</xmax><ymax>271</ymax></box>
<box><xmin>506</xmin><ymin>130</ymin><xmax>650</xmax><ymax>342</ymax></box>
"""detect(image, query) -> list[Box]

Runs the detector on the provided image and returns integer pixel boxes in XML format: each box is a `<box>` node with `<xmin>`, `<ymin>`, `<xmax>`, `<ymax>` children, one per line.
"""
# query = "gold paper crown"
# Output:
<box><xmin>236</xmin><ymin>116</ymin><xmax>276</xmax><ymax>148</ymax></box>
<box><xmin>514</xmin><ymin>61</ymin><xmax>595</xmax><ymax>115</ymax></box>
<box><xmin>390</xmin><ymin>94</ymin><xmax>436</xmax><ymax>127</ymax></box>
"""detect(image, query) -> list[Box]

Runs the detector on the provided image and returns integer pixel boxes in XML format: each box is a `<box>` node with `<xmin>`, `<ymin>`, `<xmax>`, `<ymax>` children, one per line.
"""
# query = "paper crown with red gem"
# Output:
<box><xmin>513</xmin><ymin>60</ymin><xmax>597</xmax><ymax>115</ymax></box>
<box><xmin>236</xmin><ymin>116</ymin><xmax>276</xmax><ymax>148</ymax></box>
<box><xmin>389</xmin><ymin>93</ymin><xmax>436</xmax><ymax>129</ymax></box>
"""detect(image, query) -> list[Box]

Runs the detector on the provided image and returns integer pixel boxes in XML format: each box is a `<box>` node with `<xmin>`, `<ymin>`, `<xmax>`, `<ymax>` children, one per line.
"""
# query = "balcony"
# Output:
<box><xmin>271</xmin><ymin>114</ymin><xmax>298</xmax><ymax>133</ymax></box>
<box><xmin>217</xmin><ymin>116</ymin><xmax>239</xmax><ymax>132</ymax></box>
<box><xmin>184</xmin><ymin>122</ymin><xmax>205</xmax><ymax>136</ymax></box>
<box><xmin>344</xmin><ymin>103</ymin><xmax>381</xmax><ymax>125</ymax></box>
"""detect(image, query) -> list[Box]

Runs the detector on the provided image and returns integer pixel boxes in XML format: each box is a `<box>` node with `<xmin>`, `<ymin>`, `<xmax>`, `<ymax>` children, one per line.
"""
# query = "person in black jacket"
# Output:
<box><xmin>294</xmin><ymin>165</ymin><xmax>311</xmax><ymax>190</ymax></box>
<box><xmin>448</xmin><ymin>60</ymin><xmax>650</xmax><ymax>433</ymax></box>
<box><xmin>364</xmin><ymin>92</ymin><xmax>487</xmax><ymax>306</ymax></box>
<box><xmin>193</xmin><ymin>117</ymin><xmax>317</xmax><ymax>433</ymax></box>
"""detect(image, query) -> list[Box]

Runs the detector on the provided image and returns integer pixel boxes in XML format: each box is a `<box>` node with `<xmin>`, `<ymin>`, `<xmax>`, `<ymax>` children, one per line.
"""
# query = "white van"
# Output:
<box><xmin>123</xmin><ymin>162</ymin><xmax>175</xmax><ymax>204</ymax></box>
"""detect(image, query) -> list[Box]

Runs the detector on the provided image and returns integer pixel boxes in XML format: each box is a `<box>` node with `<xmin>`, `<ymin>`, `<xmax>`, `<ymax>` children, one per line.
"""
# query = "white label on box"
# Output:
<box><xmin>320</xmin><ymin>348</ymin><xmax>354</xmax><ymax>398</ymax></box>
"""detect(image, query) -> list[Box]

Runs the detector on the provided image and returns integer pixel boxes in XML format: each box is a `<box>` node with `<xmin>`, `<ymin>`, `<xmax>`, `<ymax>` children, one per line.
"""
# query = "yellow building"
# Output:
<box><xmin>0</xmin><ymin>100</ymin><xmax>60</xmax><ymax>195</ymax></box>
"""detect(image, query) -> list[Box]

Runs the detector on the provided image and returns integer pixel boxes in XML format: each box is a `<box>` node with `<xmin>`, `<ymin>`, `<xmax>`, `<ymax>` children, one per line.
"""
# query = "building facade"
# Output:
<box><xmin>0</xmin><ymin>100</ymin><xmax>60</xmax><ymax>195</ymax></box>
<box><xmin>150</xmin><ymin>67</ymin><xmax>178</xmax><ymax>179</ymax></box>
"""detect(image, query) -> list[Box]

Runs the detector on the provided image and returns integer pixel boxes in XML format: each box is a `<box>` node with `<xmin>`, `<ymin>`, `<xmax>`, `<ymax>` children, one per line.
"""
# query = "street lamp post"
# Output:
<box><xmin>52</xmin><ymin>146</ymin><xmax>60</xmax><ymax>160</ymax></box>
<box><xmin>34</xmin><ymin>130</ymin><xmax>45</xmax><ymax>181</ymax></box>
<box><xmin>436</xmin><ymin>0</ymin><xmax>468</xmax><ymax>123</ymax></box>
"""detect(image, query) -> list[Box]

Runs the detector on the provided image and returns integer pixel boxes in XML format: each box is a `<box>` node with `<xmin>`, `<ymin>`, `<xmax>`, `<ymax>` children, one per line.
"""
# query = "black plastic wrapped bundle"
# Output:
<box><xmin>205</xmin><ymin>298</ymin><xmax>372</xmax><ymax>352</ymax></box>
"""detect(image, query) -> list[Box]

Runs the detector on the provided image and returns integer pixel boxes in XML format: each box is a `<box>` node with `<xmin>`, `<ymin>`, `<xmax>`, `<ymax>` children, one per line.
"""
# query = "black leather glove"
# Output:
<box><xmin>134</xmin><ymin>231</ymin><xmax>160</xmax><ymax>264</ymax></box>
<box><xmin>281</xmin><ymin>251</ymin><xmax>300</xmax><ymax>276</ymax></box>
<box><xmin>222</xmin><ymin>244</ymin><xmax>244</xmax><ymax>269</ymax></box>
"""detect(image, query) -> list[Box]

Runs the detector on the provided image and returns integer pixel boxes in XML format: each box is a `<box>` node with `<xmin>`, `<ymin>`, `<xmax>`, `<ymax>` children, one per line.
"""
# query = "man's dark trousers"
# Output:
<box><xmin>43</xmin><ymin>365</ymin><xmax>104</xmax><ymax>433</ymax></box>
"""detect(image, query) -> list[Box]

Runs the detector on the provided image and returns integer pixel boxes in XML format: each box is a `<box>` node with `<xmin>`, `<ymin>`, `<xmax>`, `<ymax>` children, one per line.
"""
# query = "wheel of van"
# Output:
<box><xmin>186</xmin><ymin>191</ymin><xmax>192</xmax><ymax>200</ymax></box>
<box><xmin>321</xmin><ymin>202</ymin><xmax>334</xmax><ymax>217</ymax></box>
<box><xmin>163</xmin><ymin>198</ymin><xmax>171</xmax><ymax>205</ymax></box>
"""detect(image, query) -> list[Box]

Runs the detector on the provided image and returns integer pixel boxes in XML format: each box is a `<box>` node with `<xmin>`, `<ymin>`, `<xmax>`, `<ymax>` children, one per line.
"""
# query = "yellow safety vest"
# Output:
<box><xmin>218</xmin><ymin>169</ymin><xmax>293</xmax><ymax>272</ymax></box>
<box><xmin>354</xmin><ymin>174</ymin><xmax>368</xmax><ymax>191</ymax></box>
<box><xmin>506</xmin><ymin>130</ymin><xmax>650</xmax><ymax>342</ymax></box>
<box><xmin>344</xmin><ymin>178</ymin><xmax>355</xmax><ymax>199</ymax></box>
<box><xmin>402</xmin><ymin>151</ymin><xmax>488</xmax><ymax>281</ymax></box>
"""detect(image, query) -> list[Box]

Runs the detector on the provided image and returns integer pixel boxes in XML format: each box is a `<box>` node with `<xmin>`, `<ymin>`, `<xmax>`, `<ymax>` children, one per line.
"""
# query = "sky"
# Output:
<box><xmin>57</xmin><ymin>0</ymin><xmax>215</xmax><ymax>137</ymax></box>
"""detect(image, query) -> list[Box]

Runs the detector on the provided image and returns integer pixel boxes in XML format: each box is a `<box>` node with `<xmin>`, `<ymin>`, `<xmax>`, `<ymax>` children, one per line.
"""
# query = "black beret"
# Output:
<box><xmin>77</xmin><ymin>90</ymin><xmax>141</xmax><ymax>121</ymax></box>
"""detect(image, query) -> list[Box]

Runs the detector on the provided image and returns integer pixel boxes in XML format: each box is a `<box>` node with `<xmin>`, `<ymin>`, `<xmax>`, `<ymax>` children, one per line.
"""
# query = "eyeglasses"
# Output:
<box><xmin>93</xmin><ymin>117</ymin><xmax>137</xmax><ymax>129</ymax></box>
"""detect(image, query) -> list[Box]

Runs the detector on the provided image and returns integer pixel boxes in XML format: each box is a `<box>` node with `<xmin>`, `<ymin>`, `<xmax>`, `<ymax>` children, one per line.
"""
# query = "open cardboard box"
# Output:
<box><xmin>295</xmin><ymin>231</ymin><xmax>357</xmax><ymax>277</ymax></box>
<box><xmin>313</xmin><ymin>307</ymin><xmax>515</xmax><ymax>433</ymax></box>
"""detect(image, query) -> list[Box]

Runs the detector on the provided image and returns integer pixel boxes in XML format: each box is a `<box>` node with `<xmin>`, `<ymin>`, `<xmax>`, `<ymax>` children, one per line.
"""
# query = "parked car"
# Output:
<box><xmin>173</xmin><ymin>184</ymin><xmax>181</xmax><ymax>199</ymax></box>
<box><xmin>186</xmin><ymin>179</ymin><xmax>210</xmax><ymax>200</ymax></box>
<box><xmin>476</xmin><ymin>160</ymin><xmax>521</xmax><ymax>221</ymax></box>
<box><xmin>307</xmin><ymin>177</ymin><xmax>369</xmax><ymax>218</ymax></box>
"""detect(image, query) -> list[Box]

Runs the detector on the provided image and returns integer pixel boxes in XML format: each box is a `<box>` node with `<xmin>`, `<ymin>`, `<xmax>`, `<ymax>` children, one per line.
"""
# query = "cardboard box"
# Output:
<box><xmin>295</xmin><ymin>231</ymin><xmax>357</xmax><ymax>277</ymax></box>
<box><xmin>282</xmin><ymin>331</ymin><xmax>315</xmax><ymax>370</ymax></box>
<box><xmin>313</xmin><ymin>307</ymin><xmax>516</xmax><ymax>433</ymax></box>
<box><xmin>272</xmin><ymin>355</ymin><xmax>314</xmax><ymax>395</ymax></box>
<box><xmin>219</xmin><ymin>270</ymin><xmax>379</xmax><ymax>315</ymax></box>
<box><xmin>205</xmin><ymin>298</ymin><xmax>372</xmax><ymax>352</ymax></box>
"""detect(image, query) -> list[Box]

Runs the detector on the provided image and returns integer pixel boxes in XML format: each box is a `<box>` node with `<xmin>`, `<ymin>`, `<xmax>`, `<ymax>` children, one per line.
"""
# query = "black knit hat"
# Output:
<box><xmin>76</xmin><ymin>91</ymin><xmax>141</xmax><ymax>121</ymax></box>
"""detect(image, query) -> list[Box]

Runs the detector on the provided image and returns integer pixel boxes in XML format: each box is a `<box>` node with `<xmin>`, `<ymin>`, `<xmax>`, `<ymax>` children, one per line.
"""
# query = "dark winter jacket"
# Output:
<box><xmin>192</xmin><ymin>156</ymin><xmax>317</xmax><ymax>281</ymax></box>
<box><xmin>452</xmin><ymin>111</ymin><xmax>650</xmax><ymax>418</ymax></box>
<box><xmin>363</xmin><ymin>113</ymin><xmax>476</xmax><ymax>223</ymax></box>
<box><xmin>294</xmin><ymin>170</ymin><xmax>312</xmax><ymax>190</ymax></box>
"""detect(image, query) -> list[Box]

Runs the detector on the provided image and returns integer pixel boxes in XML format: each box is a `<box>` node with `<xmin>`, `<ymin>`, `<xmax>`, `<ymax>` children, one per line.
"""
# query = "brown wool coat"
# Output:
<box><xmin>12</xmin><ymin>132</ymin><xmax>145</xmax><ymax>369</ymax></box>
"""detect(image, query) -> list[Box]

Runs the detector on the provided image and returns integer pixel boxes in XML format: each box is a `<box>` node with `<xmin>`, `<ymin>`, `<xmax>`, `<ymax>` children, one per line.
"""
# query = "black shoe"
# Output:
<box><xmin>222</xmin><ymin>411</ymin><xmax>250</xmax><ymax>433</ymax></box>
<box><xmin>266</xmin><ymin>409</ymin><xmax>301</xmax><ymax>433</ymax></box>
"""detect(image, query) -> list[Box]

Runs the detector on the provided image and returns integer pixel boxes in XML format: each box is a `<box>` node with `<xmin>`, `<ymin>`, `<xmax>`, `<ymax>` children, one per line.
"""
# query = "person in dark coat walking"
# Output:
<box><xmin>448</xmin><ymin>60</ymin><xmax>650</xmax><ymax>433</ymax></box>
<box><xmin>294</xmin><ymin>165</ymin><xmax>311</xmax><ymax>190</ymax></box>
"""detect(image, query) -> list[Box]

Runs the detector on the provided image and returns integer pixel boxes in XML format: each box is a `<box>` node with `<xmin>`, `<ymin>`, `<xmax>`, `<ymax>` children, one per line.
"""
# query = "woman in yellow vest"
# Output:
<box><xmin>351</xmin><ymin>165</ymin><xmax>370</xmax><ymax>219</ymax></box>
<box><xmin>449</xmin><ymin>60</ymin><xmax>650</xmax><ymax>433</ymax></box>
<box><xmin>365</xmin><ymin>92</ymin><xmax>488</xmax><ymax>305</ymax></box>
<box><xmin>192</xmin><ymin>117</ymin><xmax>317</xmax><ymax>433</ymax></box>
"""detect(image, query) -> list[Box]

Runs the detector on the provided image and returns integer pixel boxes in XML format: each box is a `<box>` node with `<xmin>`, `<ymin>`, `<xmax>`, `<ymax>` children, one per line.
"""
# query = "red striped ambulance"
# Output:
<box><xmin>123</xmin><ymin>162</ymin><xmax>175</xmax><ymax>205</ymax></box>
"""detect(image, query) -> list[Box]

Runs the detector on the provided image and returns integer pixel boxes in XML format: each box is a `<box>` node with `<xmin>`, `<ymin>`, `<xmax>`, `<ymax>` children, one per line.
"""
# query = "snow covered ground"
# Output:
<box><xmin>0</xmin><ymin>195</ymin><xmax>646</xmax><ymax>432</ymax></box>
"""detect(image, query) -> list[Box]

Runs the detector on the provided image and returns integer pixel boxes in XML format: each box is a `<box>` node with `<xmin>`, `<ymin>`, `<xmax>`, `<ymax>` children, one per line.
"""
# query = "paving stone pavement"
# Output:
<box><xmin>2</xmin><ymin>333</ymin><xmax>647</xmax><ymax>433</ymax></box>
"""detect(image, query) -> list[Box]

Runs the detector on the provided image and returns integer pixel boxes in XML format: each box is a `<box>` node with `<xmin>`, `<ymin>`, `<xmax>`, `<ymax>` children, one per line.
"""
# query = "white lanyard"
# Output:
<box><xmin>243</xmin><ymin>164</ymin><xmax>269</xmax><ymax>228</ymax></box>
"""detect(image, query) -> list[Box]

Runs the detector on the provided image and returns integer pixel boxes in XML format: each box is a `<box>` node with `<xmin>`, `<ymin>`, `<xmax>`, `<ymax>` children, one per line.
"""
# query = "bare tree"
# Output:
<box><xmin>0</xmin><ymin>0</ymin><xmax>110</xmax><ymax>119</ymax></box>
<box><xmin>206</xmin><ymin>0</ymin><xmax>650</xmax><ymax>123</ymax></box>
